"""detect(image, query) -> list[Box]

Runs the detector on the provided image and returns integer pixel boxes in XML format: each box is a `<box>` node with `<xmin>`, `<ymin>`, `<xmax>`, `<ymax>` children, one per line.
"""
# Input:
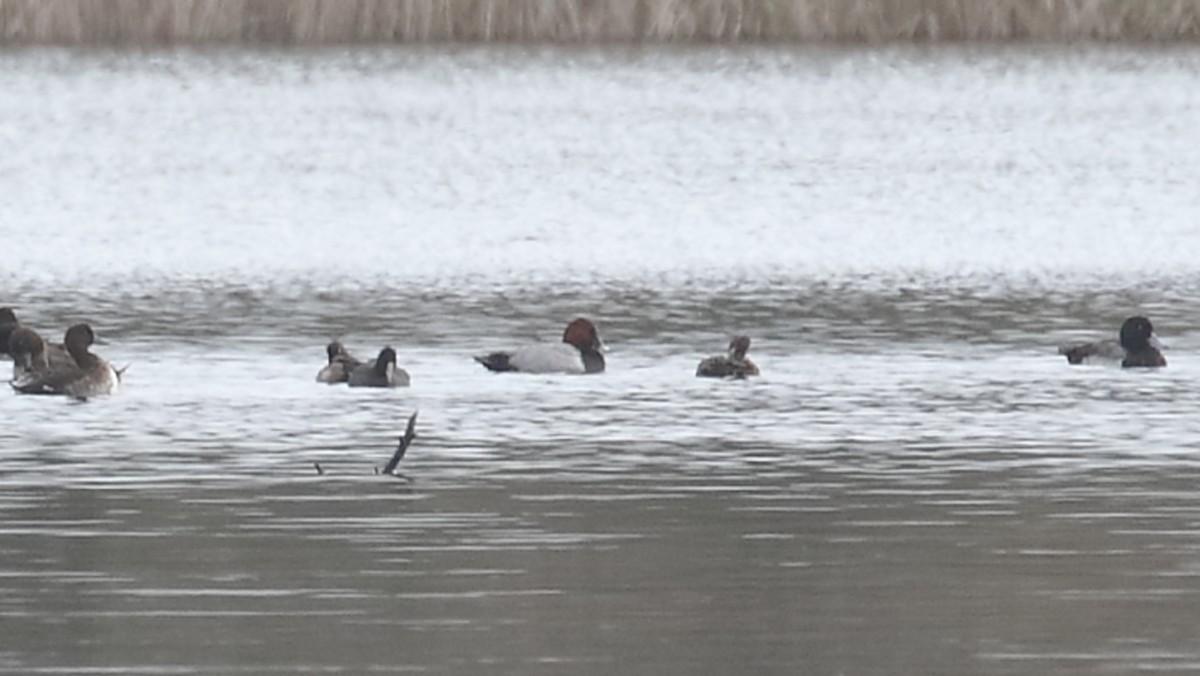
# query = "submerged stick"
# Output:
<box><xmin>382</xmin><ymin>411</ymin><xmax>418</xmax><ymax>476</ymax></box>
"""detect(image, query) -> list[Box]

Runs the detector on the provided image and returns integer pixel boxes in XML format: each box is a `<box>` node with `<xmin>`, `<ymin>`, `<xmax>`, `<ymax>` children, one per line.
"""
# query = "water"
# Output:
<box><xmin>3</xmin><ymin>45</ymin><xmax>1200</xmax><ymax>674</ymax></box>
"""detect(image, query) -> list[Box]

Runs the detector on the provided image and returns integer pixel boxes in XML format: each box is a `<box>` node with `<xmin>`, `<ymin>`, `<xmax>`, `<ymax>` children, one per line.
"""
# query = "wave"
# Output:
<box><xmin>3</xmin><ymin>0</ymin><xmax>1200</xmax><ymax>45</ymax></box>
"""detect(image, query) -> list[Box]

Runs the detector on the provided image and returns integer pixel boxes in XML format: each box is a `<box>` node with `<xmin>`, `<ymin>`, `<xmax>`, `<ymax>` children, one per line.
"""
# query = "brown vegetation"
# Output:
<box><xmin>2</xmin><ymin>0</ymin><xmax>1199</xmax><ymax>44</ymax></box>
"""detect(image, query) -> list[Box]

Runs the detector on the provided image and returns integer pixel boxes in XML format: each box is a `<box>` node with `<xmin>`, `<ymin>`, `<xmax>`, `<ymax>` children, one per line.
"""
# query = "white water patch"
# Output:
<box><xmin>3</xmin><ymin>46</ymin><xmax>1200</xmax><ymax>291</ymax></box>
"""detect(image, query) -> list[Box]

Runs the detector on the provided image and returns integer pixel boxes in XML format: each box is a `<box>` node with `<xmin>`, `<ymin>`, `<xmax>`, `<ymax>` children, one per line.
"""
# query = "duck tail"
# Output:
<box><xmin>475</xmin><ymin>353</ymin><xmax>516</xmax><ymax>372</ymax></box>
<box><xmin>1058</xmin><ymin>345</ymin><xmax>1089</xmax><ymax>365</ymax></box>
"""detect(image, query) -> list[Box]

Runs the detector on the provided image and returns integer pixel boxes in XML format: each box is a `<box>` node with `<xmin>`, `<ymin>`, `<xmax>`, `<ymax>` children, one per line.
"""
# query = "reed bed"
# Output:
<box><xmin>2</xmin><ymin>0</ymin><xmax>1200</xmax><ymax>44</ymax></box>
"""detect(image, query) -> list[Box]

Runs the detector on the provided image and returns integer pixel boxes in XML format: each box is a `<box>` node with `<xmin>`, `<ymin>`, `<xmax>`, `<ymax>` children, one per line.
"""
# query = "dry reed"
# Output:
<box><xmin>2</xmin><ymin>0</ymin><xmax>1200</xmax><ymax>44</ymax></box>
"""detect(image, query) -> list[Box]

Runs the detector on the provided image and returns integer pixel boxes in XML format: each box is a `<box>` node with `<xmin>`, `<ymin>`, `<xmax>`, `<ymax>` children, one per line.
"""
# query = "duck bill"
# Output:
<box><xmin>1149</xmin><ymin>335</ymin><xmax>1166</xmax><ymax>350</ymax></box>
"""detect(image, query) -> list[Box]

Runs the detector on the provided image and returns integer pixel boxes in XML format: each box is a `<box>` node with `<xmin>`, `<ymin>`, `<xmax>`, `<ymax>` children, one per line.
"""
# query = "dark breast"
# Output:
<box><xmin>1122</xmin><ymin>349</ymin><xmax>1167</xmax><ymax>368</ymax></box>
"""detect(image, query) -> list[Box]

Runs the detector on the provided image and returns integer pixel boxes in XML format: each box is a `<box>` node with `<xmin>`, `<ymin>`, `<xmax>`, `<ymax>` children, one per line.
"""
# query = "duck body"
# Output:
<box><xmin>348</xmin><ymin>347</ymin><xmax>410</xmax><ymax>388</ymax></box>
<box><xmin>696</xmin><ymin>355</ymin><xmax>760</xmax><ymax>379</ymax></box>
<box><xmin>476</xmin><ymin>318</ymin><xmax>605</xmax><ymax>374</ymax></box>
<box><xmin>1058</xmin><ymin>339</ymin><xmax>1125</xmax><ymax>365</ymax></box>
<box><xmin>11</xmin><ymin>323</ymin><xmax>118</xmax><ymax>399</ymax></box>
<box><xmin>477</xmin><ymin>342</ymin><xmax>599</xmax><ymax>374</ymax></box>
<box><xmin>316</xmin><ymin>341</ymin><xmax>362</xmax><ymax>383</ymax></box>
<box><xmin>696</xmin><ymin>335</ymin><xmax>760</xmax><ymax>379</ymax></box>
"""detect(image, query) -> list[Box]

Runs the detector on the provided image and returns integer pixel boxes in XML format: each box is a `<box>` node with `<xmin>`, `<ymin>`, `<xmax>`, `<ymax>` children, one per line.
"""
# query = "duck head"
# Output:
<box><xmin>728</xmin><ymin>335</ymin><xmax>752</xmax><ymax>360</ymax></box>
<box><xmin>1119</xmin><ymin>316</ymin><xmax>1162</xmax><ymax>352</ymax></box>
<box><xmin>374</xmin><ymin>346</ymin><xmax>397</xmax><ymax>377</ymax></box>
<box><xmin>562</xmin><ymin>318</ymin><xmax>604</xmax><ymax>353</ymax></box>
<box><xmin>63</xmin><ymin>323</ymin><xmax>97</xmax><ymax>360</ymax></box>
<box><xmin>326</xmin><ymin>341</ymin><xmax>349</xmax><ymax>363</ymax></box>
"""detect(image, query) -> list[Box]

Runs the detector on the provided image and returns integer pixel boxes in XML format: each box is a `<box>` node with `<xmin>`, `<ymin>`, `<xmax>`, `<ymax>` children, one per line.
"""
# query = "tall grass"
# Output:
<box><xmin>2</xmin><ymin>0</ymin><xmax>1199</xmax><ymax>44</ymax></box>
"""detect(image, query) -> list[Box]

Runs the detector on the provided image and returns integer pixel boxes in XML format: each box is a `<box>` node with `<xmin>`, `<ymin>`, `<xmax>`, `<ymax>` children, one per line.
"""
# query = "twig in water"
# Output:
<box><xmin>314</xmin><ymin>462</ymin><xmax>324</xmax><ymax>475</ymax></box>
<box><xmin>382</xmin><ymin>411</ymin><xmax>418</xmax><ymax>475</ymax></box>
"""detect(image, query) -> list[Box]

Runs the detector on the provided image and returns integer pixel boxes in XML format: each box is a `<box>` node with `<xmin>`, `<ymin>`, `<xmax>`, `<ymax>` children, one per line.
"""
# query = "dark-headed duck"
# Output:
<box><xmin>348</xmin><ymin>346</ymin><xmax>411</xmax><ymax>387</ymax></box>
<box><xmin>475</xmin><ymin>318</ymin><xmax>605</xmax><ymax>374</ymax></box>
<box><xmin>696</xmin><ymin>335</ymin><xmax>760</xmax><ymax>379</ymax></box>
<box><xmin>1059</xmin><ymin>316</ymin><xmax>1165</xmax><ymax>368</ymax></box>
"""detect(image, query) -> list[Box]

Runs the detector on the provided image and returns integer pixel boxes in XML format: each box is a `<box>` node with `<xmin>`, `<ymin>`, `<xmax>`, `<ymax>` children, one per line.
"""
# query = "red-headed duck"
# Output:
<box><xmin>696</xmin><ymin>335</ymin><xmax>760</xmax><ymax>379</ymax></box>
<box><xmin>11</xmin><ymin>323</ymin><xmax>119</xmax><ymax>399</ymax></box>
<box><xmin>348</xmin><ymin>346</ymin><xmax>410</xmax><ymax>387</ymax></box>
<box><xmin>316</xmin><ymin>341</ymin><xmax>362</xmax><ymax>384</ymax></box>
<box><xmin>1059</xmin><ymin>316</ymin><xmax>1166</xmax><ymax>368</ymax></box>
<box><xmin>475</xmin><ymin>318</ymin><xmax>605</xmax><ymax>374</ymax></box>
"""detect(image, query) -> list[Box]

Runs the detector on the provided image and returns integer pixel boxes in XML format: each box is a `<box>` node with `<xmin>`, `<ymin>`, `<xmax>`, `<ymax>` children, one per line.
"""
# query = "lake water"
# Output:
<box><xmin>3</xmin><ymin>45</ymin><xmax>1200</xmax><ymax>674</ymax></box>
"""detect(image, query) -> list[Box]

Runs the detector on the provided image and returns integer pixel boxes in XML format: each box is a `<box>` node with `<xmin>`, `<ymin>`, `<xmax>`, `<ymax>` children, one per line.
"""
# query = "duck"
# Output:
<box><xmin>3</xmin><ymin>311</ymin><xmax>76</xmax><ymax>375</ymax></box>
<box><xmin>475</xmin><ymin>318</ymin><xmax>605</xmax><ymax>374</ymax></box>
<box><xmin>7</xmin><ymin>326</ymin><xmax>51</xmax><ymax>379</ymax></box>
<box><xmin>1059</xmin><ymin>316</ymin><xmax>1166</xmax><ymax>368</ymax></box>
<box><xmin>696</xmin><ymin>335</ymin><xmax>760</xmax><ymax>379</ymax></box>
<box><xmin>0</xmin><ymin>307</ymin><xmax>20</xmax><ymax>358</ymax></box>
<box><xmin>7</xmin><ymin>325</ymin><xmax>77</xmax><ymax>379</ymax></box>
<box><xmin>347</xmin><ymin>346</ymin><xmax>410</xmax><ymax>387</ymax></box>
<box><xmin>316</xmin><ymin>341</ymin><xmax>362</xmax><ymax>383</ymax></box>
<box><xmin>11</xmin><ymin>323</ymin><xmax>119</xmax><ymax>399</ymax></box>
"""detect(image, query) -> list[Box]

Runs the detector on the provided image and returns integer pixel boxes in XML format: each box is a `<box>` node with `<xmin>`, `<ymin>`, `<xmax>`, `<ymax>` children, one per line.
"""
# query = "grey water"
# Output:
<box><xmin>3</xmin><ymin>45</ymin><xmax>1200</xmax><ymax>674</ymax></box>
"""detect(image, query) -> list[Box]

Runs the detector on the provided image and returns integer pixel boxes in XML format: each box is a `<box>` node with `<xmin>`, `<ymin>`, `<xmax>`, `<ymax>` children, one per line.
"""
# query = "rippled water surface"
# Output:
<box><xmin>3</xmin><ymin>45</ymin><xmax>1200</xmax><ymax>674</ymax></box>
